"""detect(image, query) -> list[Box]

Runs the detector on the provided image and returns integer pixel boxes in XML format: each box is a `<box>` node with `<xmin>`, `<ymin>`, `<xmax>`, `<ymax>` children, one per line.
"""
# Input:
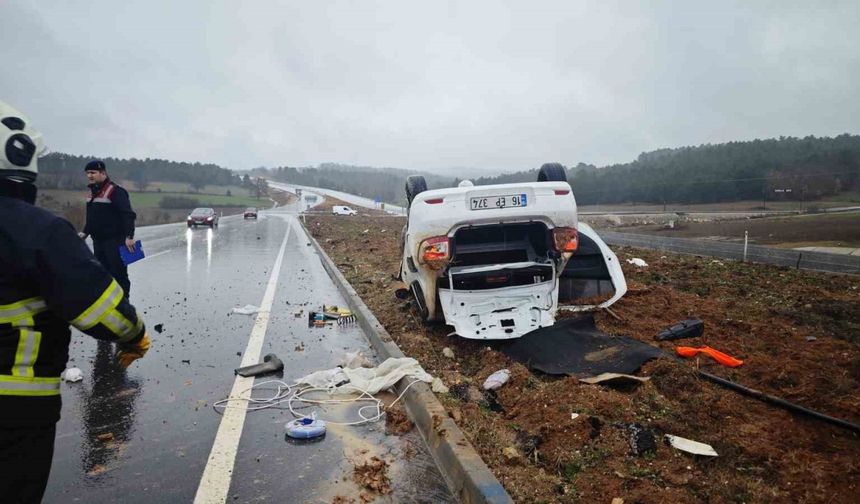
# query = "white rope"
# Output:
<box><xmin>212</xmin><ymin>377</ymin><xmax>424</xmax><ymax>427</ymax></box>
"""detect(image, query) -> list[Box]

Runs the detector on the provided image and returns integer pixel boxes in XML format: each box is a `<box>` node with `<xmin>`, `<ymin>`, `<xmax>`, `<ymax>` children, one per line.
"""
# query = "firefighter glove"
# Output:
<box><xmin>116</xmin><ymin>332</ymin><xmax>151</xmax><ymax>368</ymax></box>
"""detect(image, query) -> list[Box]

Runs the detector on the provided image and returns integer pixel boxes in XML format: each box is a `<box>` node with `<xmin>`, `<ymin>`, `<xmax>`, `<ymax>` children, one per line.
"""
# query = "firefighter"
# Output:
<box><xmin>0</xmin><ymin>100</ymin><xmax>151</xmax><ymax>503</ymax></box>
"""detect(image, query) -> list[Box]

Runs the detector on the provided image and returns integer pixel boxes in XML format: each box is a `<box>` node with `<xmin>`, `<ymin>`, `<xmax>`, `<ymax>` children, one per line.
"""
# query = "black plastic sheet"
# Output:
<box><xmin>495</xmin><ymin>314</ymin><xmax>664</xmax><ymax>376</ymax></box>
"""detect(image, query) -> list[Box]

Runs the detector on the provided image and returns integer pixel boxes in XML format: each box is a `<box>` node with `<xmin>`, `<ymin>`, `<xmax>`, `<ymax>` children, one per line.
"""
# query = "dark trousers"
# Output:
<box><xmin>0</xmin><ymin>424</ymin><xmax>56</xmax><ymax>503</ymax></box>
<box><xmin>93</xmin><ymin>238</ymin><xmax>130</xmax><ymax>299</ymax></box>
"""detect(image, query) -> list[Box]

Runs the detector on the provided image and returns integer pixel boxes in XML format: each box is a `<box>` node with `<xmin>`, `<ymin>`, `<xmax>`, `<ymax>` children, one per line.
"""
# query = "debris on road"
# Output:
<box><xmin>60</xmin><ymin>367</ymin><xmax>83</xmax><ymax>383</ymax></box>
<box><xmin>655</xmin><ymin>318</ymin><xmax>704</xmax><ymax>341</ymax></box>
<box><xmin>232</xmin><ymin>304</ymin><xmax>260</xmax><ymax>315</ymax></box>
<box><xmin>665</xmin><ymin>434</ymin><xmax>719</xmax><ymax>457</ymax></box>
<box><xmin>234</xmin><ymin>353</ymin><xmax>284</xmax><ymax>377</ymax></box>
<box><xmin>296</xmin><ymin>357</ymin><xmax>431</xmax><ymax>394</ymax></box>
<box><xmin>339</xmin><ymin>350</ymin><xmax>372</xmax><ymax>369</ymax></box>
<box><xmin>442</xmin><ymin>347</ymin><xmax>455</xmax><ymax>359</ymax></box>
<box><xmin>676</xmin><ymin>345</ymin><xmax>744</xmax><ymax>367</ymax></box>
<box><xmin>482</xmin><ymin>369</ymin><xmax>511</xmax><ymax>391</ymax></box>
<box><xmin>285</xmin><ymin>416</ymin><xmax>327</xmax><ymax>439</ymax></box>
<box><xmin>352</xmin><ymin>456</ymin><xmax>392</xmax><ymax>496</ymax></box>
<box><xmin>385</xmin><ymin>404</ymin><xmax>413</xmax><ymax>435</ymax></box>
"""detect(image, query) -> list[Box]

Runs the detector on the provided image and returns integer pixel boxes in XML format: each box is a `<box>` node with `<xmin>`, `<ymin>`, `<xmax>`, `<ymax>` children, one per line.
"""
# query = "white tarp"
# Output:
<box><xmin>296</xmin><ymin>357</ymin><xmax>433</xmax><ymax>395</ymax></box>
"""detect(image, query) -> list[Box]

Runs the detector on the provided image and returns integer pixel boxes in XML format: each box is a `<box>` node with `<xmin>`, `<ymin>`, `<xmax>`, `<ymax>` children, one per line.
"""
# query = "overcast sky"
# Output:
<box><xmin>3</xmin><ymin>1</ymin><xmax>859</xmax><ymax>174</ymax></box>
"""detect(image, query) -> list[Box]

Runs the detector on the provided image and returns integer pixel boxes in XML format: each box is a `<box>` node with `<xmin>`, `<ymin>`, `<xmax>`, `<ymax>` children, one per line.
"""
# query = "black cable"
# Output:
<box><xmin>697</xmin><ymin>370</ymin><xmax>860</xmax><ymax>435</ymax></box>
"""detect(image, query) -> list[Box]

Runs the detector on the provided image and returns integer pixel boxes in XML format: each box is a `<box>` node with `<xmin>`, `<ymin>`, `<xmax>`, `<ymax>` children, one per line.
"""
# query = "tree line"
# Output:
<box><xmin>36</xmin><ymin>153</ymin><xmax>239</xmax><ymax>191</ymax></box>
<box><xmin>474</xmin><ymin>134</ymin><xmax>860</xmax><ymax>205</ymax></box>
<box><xmin>36</xmin><ymin>134</ymin><xmax>860</xmax><ymax>206</ymax></box>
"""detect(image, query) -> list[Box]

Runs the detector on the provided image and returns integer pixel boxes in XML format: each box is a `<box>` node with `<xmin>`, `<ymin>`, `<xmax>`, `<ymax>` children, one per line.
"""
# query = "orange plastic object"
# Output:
<box><xmin>676</xmin><ymin>345</ymin><xmax>744</xmax><ymax>367</ymax></box>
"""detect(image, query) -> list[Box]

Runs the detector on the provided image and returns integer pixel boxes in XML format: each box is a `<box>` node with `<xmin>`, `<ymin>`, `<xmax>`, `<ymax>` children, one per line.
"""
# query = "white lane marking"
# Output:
<box><xmin>193</xmin><ymin>218</ymin><xmax>293</xmax><ymax>504</ymax></box>
<box><xmin>145</xmin><ymin>249</ymin><xmax>172</xmax><ymax>260</ymax></box>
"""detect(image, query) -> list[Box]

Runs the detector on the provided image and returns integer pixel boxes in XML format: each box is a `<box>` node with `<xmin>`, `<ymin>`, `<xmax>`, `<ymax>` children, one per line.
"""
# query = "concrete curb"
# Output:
<box><xmin>298</xmin><ymin>221</ymin><xmax>513</xmax><ymax>504</ymax></box>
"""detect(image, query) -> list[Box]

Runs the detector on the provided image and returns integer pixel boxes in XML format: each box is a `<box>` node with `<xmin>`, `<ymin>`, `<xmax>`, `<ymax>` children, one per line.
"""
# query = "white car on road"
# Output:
<box><xmin>400</xmin><ymin>163</ymin><xmax>626</xmax><ymax>340</ymax></box>
<box><xmin>332</xmin><ymin>205</ymin><xmax>358</xmax><ymax>216</ymax></box>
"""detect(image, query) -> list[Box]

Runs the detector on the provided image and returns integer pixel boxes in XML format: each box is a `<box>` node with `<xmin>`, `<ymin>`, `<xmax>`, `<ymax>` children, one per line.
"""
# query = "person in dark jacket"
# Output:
<box><xmin>0</xmin><ymin>100</ymin><xmax>151</xmax><ymax>503</ymax></box>
<box><xmin>78</xmin><ymin>160</ymin><xmax>137</xmax><ymax>299</ymax></box>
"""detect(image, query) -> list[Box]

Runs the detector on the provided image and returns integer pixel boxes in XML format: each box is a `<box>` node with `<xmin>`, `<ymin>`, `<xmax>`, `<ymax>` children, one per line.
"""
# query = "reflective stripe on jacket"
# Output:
<box><xmin>0</xmin><ymin>194</ymin><xmax>146</xmax><ymax>426</ymax></box>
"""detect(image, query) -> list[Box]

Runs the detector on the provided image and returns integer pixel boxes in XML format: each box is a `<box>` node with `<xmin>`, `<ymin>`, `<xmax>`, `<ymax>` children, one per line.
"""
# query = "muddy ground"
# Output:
<box><xmin>305</xmin><ymin>214</ymin><xmax>860</xmax><ymax>504</ymax></box>
<box><xmin>609</xmin><ymin>212</ymin><xmax>860</xmax><ymax>248</ymax></box>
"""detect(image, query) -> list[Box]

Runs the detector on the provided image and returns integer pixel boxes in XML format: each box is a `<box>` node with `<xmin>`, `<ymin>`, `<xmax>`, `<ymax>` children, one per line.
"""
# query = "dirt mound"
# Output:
<box><xmin>308</xmin><ymin>215</ymin><xmax>860</xmax><ymax>503</ymax></box>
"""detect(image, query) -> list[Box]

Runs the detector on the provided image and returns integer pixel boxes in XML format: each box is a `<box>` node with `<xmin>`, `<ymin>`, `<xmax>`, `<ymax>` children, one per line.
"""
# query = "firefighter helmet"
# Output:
<box><xmin>0</xmin><ymin>100</ymin><xmax>44</xmax><ymax>183</ymax></box>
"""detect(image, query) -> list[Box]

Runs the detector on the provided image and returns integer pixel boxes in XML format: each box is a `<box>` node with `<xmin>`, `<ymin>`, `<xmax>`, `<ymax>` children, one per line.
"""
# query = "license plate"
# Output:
<box><xmin>470</xmin><ymin>194</ymin><xmax>527</xmax><ymax>211</ymax></box>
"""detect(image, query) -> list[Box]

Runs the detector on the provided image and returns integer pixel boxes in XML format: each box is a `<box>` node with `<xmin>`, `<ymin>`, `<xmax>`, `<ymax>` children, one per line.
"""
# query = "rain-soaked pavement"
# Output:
<box><xmin>44</xmin><ymin>200</ymin><xmax>454</xmax><ymax>503</ymax></box>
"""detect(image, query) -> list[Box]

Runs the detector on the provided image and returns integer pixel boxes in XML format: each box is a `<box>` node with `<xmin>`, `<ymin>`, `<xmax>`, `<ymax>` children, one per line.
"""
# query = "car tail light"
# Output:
<box><xmin>425</xmin><ymin>198</ymin><xmax>444</xmax><ymax>204</ymax></box>
<box><xmin>418</xmin><ymin>236</ymin><xmax>450</xmax><ymax>269</ymax></box>
<box><xmin>552</xmin><ymin>227</ymin><xmax>578</xmax><ymax>253</ymax></box>
<box><xmin>554</xmin><ymin>189</ymin><xmax>570</xmax><ymax>195</ymax></box>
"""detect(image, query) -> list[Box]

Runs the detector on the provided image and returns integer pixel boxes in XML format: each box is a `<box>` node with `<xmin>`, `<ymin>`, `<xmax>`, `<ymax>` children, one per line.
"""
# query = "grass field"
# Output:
<box><xmin>36</xmin><ymin>183</ymin><xmax>271</xmax><ymax>227</ymax></box>
<box><xmin>578</xmin><ymin>195</ymin><xmax>859</xmax><ymax>213</ymax></box>
<box><xmin>129</xmin><ymin>191</ymin><xmax>264</xmax><ymax>208</ymax></box>
<box><xmin>118</xmin><ymin>180</ymin><xmax>250</xmax><ymax>197</ymax></box>
<box><xmin>612</xmin><ymin>211</ymin><xmax>860</xmax><ymax>247</ymax></box>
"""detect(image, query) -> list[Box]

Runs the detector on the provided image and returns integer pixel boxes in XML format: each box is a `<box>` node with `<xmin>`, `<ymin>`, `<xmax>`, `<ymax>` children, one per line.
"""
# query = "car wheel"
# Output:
<box><xmin>537</xmin><ymin>162</ymin><xmax>567</xmax><ymax>182</ymax></box>
<box><xmin>410</xmin><ymin>282</ymin><xmax>430</xmax><ymax>322</ymax></box>
<box><xmin>405</xmin><ymin>175</ymin><xmax>428</xmax><ymax>206</ymax></box>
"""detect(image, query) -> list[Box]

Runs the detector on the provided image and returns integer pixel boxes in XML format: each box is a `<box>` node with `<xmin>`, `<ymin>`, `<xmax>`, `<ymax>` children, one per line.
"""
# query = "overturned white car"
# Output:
<box><xmin>400</xmin><ymin>163</ymin><xmax>626</xmax><ymax>340</ymax></box>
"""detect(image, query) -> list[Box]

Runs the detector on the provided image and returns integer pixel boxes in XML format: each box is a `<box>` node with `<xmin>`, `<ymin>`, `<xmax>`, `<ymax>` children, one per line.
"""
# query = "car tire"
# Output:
<box><xmin>405</xmin><ymin>175</ymin><xmax>428</xmax><ymax>206</ymax></box>
<box><xmin>410</xmin><ymin>282</ymin><xmax>430</xmax><ymax>321</ymax></box>
<box><xmin>537</xmin><ymin>162</ymin><xmax>567</xmax><ymax>182</ymax></box>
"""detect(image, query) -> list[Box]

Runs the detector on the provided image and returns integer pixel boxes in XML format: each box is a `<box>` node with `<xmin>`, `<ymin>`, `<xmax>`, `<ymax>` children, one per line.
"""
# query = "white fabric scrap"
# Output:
<box><xmin>61</xmin><ymin>367</ymin><xmax>83</xmax><ymax>383</ymax></box>
<box><xmin>232</xmin><ymin>304</ymin><xmax>261</xmax><ymax>315</ymax></box>
<box><xmin>665</xmin><ymin>434</ymin><xmax>719</xmax><ymax>457</ymax></box>
<box><xmin>627</xmin><ymin>258</ymin><xmax>648</xmax><ymax>268</ymax></box>
<box><xmin>296</xmin><ymin>357</ymin><xmax>433</xmax><ymax>395</ymax></box>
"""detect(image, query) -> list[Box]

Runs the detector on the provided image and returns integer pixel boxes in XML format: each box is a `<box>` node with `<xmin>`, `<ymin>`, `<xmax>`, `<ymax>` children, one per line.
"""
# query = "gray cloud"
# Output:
<box><xmin>3</xmin><ymin>0</ymin><xmax>859</xmax><ymax>173</ymax></box>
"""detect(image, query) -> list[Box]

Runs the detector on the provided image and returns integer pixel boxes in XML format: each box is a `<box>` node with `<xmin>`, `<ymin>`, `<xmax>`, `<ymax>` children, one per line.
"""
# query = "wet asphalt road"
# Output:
<box><xmin>43</xmin><ymin>201</ymin><xmax>453</xmax><ymax>503</ymax></box>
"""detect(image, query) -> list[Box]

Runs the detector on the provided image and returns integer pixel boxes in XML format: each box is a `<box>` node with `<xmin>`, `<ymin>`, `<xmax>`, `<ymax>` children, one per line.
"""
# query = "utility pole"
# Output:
<box><xmin>800</xmin><ymin>186</ymin><xmax>806</xmax><ymax>213</ymax></box>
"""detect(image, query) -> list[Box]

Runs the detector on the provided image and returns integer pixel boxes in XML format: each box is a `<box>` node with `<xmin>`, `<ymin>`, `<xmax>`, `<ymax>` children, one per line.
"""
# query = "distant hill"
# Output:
<box><xmin>475</xmin><ymin>135</ymin><xmax>860</xmax><ymax>205</ymax></box>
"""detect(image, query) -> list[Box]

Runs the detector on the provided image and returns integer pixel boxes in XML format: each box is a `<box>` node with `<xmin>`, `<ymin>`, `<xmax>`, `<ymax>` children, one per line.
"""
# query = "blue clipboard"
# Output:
<box><xmin>119</xmin><ymin>240</ymin><xmax>145</xmax><ymax>265</ymax></box>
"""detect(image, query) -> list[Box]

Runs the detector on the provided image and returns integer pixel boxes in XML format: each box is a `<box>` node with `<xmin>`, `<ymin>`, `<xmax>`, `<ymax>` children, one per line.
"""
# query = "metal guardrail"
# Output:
<box><xmin>600</xmin><ymin>231</ymin><xmax>860</xmax><ymax>275</ymax></box>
